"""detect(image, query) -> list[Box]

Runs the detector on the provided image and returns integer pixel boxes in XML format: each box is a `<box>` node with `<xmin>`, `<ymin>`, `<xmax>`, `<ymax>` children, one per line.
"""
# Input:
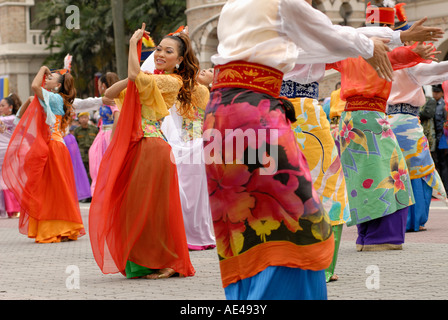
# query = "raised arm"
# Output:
<box><xmin>31</xmin><ymin>66</ymin><xmax>51</xmax><ymax>100</ymax></box>
<box><xmin>104</xmin><ymin>79</ymin><xmax>128</xmax><ymax>99</ymax></box>
<box><xmin>128</xmin><ymin>23</ymin><xmax>150</xmax><ymax>81</ymax></box>
<box><xmin>18</xmin><ymin>96</ymin><xmax>35</xmax><ymax>118</ymax></box>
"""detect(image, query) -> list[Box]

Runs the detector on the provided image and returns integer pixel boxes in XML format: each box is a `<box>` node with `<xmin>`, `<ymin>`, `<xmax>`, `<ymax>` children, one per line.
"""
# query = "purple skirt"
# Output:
<box><xmin>356</xmin><ymin>207</ymin><xmax>408</xmax><ymax>247</ymax></box>
<box><xmin>64</xmin><ymin>134</ymin><xmax>91</xmax><ymax>201</ymax></box>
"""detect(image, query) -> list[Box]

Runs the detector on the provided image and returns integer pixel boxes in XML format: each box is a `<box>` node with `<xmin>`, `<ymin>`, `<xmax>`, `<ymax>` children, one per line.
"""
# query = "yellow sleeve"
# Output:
<box><xmin>329</xmin><ymin>88</ymin><xmax>345</xmax><ymax>119</ymax></box>
<box><xmin>134</xmin><ymin>71</ymin><xmax>182</xmax><ymax>121</ymax></box>
<box><xmin>114</xmin><ymin>88</ymin><xmax>127</xmax><ymax>111</ymax></box>
<box><xmin>192</xmin><ymin>84</ymin><xmax>210</xmax><ymax>111</ymax></box>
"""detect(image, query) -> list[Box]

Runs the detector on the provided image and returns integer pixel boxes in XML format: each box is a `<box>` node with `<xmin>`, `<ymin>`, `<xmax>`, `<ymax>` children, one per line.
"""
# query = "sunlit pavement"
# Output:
<box><xmin>1</xmin><ymin>200</ymin><xmax>447</xmax><ymax>300</ymax></box>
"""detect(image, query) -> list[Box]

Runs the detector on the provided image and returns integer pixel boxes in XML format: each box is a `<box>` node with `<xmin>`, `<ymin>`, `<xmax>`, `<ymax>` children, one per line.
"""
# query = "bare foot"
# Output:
<box><xmin>329</xmin><ymin>274</ymin><xmax>339</xmax><ymax>282</ymax></box>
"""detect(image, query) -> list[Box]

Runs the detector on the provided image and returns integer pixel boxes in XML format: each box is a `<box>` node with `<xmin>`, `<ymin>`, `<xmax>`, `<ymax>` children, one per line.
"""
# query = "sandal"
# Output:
<box><xmin>157</xmin><ymin>268</ymin><xmax>181</xmax><ymax>279</ymax></box>
<box><xmin>141</xmin><ymin>268</ymin><xmax>182</xmax><ymax>279</ymax></box>
<box><xmin>329</xmin><ymin>274</ymin><xmax>339</xmax><ymax>282</ymax></box>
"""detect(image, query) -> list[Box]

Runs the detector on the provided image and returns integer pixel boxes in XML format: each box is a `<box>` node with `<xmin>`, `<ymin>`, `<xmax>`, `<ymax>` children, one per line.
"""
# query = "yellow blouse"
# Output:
<box><xmin>114</xmin><ymin>71</ymin><xmax>182</xmax><ymax>121</ymax></box>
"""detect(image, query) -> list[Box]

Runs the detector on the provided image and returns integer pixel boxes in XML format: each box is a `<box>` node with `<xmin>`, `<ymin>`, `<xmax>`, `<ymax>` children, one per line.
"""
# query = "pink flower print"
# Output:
<box><xmin>340</xmin><ymin>121</ymin><xmax>356</xmax><ymax>145</ymax></box>
<box><xmin>376</xmin><ymin>118</ymin><xmax>394</xmax><ymax>139</ymax></box>
<box><xmin>144</xmin><ymin>124</ymin><xmax>157</xmax><ymax>133</ymax></box>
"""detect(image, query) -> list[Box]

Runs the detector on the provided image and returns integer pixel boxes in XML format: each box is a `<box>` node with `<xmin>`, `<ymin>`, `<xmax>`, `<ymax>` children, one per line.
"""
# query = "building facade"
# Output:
<box><xmin>186</xmin><ymin>0</ymin><xmax>448</xmax><ymax>99</ymax></box>
<box><xmin>0</xmin><ymin>0</ymin><xmax>52</xmax><ymax>103</ymax></box>
<box><xmin>1</xmin><ymin>1</ymin><xmax>448</xmax><ymax>103</ymax></box>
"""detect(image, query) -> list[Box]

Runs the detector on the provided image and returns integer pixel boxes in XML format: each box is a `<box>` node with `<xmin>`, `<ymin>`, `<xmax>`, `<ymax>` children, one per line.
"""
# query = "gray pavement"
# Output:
<box><xmin>1</xmin><ymin>200</ymin><xmax>447</xmax><ymax>301</ymax></box>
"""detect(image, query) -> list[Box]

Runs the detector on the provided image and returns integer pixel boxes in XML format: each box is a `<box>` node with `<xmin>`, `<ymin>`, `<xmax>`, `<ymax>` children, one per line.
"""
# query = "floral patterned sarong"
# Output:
<box><xmin>339</xmin><ymin>110</ymin><xmax>415</xmax><ymax>226</ymax></box>
<box><xmin>203</xmin><ymin>87</ymin><xmax>334</xmax><ymax>288</ymax></box>
<box><xmin>387</xmin><ymin>112</ymin><xmax>447</xmax><ymax>201</ymax></box>
<box><xmin>289</xmin><ymin>97</ymin><xmax>350</xmax><ymax>226</ymax></box>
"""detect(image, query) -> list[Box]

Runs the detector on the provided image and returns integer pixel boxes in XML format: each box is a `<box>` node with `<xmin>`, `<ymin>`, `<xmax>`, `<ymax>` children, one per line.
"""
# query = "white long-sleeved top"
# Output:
<box><xmin>72</xmin><ymin>97</ymin><xmax>103</xmax><ymax>113</ymax></box>
<box><xmin>212</xmin><ymin>0</ymin><xmax>375</xmax><ymax>74</ymax></box>
<box><xmin>284</xmin><ymin>26</ymin><xmax>404</xmax><ymax>84</ymax></box>
<box><xmin>388</xmin><ymin>60</ymin><xmax>448</xmax><ymax>107</ymax></box>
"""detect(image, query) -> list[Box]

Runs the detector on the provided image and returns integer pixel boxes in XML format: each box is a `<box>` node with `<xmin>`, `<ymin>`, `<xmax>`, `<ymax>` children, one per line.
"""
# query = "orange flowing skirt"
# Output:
<box><xmin>19</xmin><ymin>140</ymin><xmax>85</xmax><ymax>243</ymax></box>
<box><xmin>89</xmin><ymin>137</ymin><xmax>195</xmax><ymax>277</ymax></box>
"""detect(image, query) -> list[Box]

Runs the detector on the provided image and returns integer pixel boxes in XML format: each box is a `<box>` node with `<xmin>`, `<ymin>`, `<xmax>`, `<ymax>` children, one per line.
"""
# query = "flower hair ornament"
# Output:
<box><xmin>51</xmin><ymin>53</ymin><xmax>72</xmax><ymax>76</ymax></box>
<box><xmin>168</xmin><ymin>25</ymin><xmax>186</xmax><ymax>37</ymax></box>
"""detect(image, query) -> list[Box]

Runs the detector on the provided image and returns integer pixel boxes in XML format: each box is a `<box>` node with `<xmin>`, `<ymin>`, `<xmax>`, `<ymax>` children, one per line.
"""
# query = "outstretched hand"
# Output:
<box><xmin>365</xmin><ymin>37</ymin><xmax>394</xmax><ymax>82</ymax></box>
<box><xmin>412</xmin><ymin>42</ymin><xmax>441</xmax><ymax>61</ymax></box>
<box><xmin>402</xmin><ymin>17</ymin><xmax>444</xmax><ymax>43</ymax></box>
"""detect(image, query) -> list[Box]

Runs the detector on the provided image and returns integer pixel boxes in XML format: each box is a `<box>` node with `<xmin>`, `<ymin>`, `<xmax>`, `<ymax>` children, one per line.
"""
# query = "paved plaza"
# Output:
<box><xmin>1</xmin><ymin>200</ymin><xmax>447</xmax><ymax>301</ymax></box>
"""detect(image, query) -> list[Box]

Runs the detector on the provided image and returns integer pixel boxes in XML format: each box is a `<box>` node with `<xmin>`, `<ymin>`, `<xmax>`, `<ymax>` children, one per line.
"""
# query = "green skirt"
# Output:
<box><xmin>125</xmin><ymin>260</ymin><xmax>155</xmax><ymax>279</ymax></box>
<box><xmin>339</xmin><ymin>110</ymin><xmax>414</xmax><ymax>226</ymax></box>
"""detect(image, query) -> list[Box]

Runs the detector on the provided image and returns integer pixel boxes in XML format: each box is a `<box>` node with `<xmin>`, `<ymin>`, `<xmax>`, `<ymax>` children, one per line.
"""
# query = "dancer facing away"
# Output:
<box><xmin>282</xmin><ymin>0</ymin><xmax>445</xmax><ymax>282</ymax></box>
<box><xmin>326</xmin><ymin>1</ymin><xmax>441</xmax><ymax>252</ymax></box>
<box><xmin>0</xmin><ymin>93</ymin><xmax>22</xmax><ymax>218</ymax></box>
<box><xmin>202</xmin><ymin>0</ymin><xmax>413</xmax><ymax>300</ymax></box>
<box><xmin>2</xmin><ymin>67</ymin><xmax>85</xmax><ymax>243</ymax></box>
<box><xmin>88</xmin><ymin>72</ymin><xmax>121</xmax><ymax>195</ymax></box>
<box><xmin>89</xmin><ymin>23</ymin><xmax>196</xmax><ymax>279</ymax></box>
<box><xmin>386</xmin><ymin>4</ymin><xmax>448</xmax><ymax>232</ymax></box>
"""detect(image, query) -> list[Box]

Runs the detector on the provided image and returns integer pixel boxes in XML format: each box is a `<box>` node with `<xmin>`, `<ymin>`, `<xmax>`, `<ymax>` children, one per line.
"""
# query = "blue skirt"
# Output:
<box><xmin>407</xmin><ymin>178</ymin><xmax>432</xmax><ymax>232</ymax></box>
<box><xmin>224</xmin><ymin>266</ymin><xmax>327</xmax><ymax>300</ymax></box>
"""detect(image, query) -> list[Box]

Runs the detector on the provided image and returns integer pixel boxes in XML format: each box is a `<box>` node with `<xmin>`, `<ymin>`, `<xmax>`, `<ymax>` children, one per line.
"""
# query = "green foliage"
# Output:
<box><xmin>34</xmin><ymin>0</ymin><xmax>186</xmax><ymax>97</ymax></box>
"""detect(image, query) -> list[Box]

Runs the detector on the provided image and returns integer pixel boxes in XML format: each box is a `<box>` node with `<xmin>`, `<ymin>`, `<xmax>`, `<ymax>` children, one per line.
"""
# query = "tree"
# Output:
<box><xmin>34</xmin><ymin>0</ymin><xmax>187</xmax><ymax>97</ymax></box>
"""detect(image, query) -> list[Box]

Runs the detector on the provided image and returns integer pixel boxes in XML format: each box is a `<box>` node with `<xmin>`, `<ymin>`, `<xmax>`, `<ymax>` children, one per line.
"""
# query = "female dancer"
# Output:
<box><xmin>89</xmin><ymin>24</ymin><xmax>196</xmax><ymax>279</ymax></box>
<box><xmin>386</xmin><ymin>4</ymin><xmax>448</xmax><ymax>232</ymax></box>
<box><xmin>164</xmin><ymin>77</ymin><xmax>216</xmax><ymax>251</ymax></box>
<box><xmin>2</xmin><ymin>67</ymin><xmax>85</xmax><ymax>243</ymax></box>
<box><xmin>326</xmin><ymin>2</ymin><xmax>437</xmax><ymax>251</ymax></box>
<box><xmin>145</xmin><ymin>54</ymin><xmax>216</xmax><ymax>251</ymax></box>
<box><xmin>281</xmin><ymin>1</ymin><xmax>440</xmax><ymax>280</ymax></box>
<box><xmin>0</xmin><ymin>94</ymin><xmax>22</xmax><ymax>218</ymax></box>
<box><xmin>205</xmin><ymin>0</ymin><xmax>394</xmax><ymax>300</ymax></box>
<box><xmin>88</xmin><ymin>72</ymin><xmax>120</xmax><ymax>195</ymax></box>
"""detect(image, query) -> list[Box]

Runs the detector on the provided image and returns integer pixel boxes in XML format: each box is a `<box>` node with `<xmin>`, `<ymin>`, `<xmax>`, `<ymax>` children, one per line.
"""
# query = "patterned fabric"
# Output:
<box><xmin>142</xmin><ymin>118</ymin><xmax>166</xmax><ymax>140</ymax></box>
<box><xmin>181</xmin><ymin>108</ymin><xmax>205</xmax><ymax>142</ymax></box>
<box><xmin>280</xmin><ymin>81</ymin><xmax>319</xmax><ymax>100</ymax></box>
<box><xmin>203</xmin><ymin>87</ymin><xmax>334</xmax><ymax>288</ymax></box>
<box><xmin>99</xmin><ymin>105</ymin><xmax>116</xmax><ymax>126</ymax></box>
<box><xmin>49</xmin><ymin>116</ymin><xmax>64</xmax><ymax>143</ymax></box>
<box><xmin>339</xmin><ymin>110</ymin><xmax>415</xmax><ymax>226</ymax></box>
<box><xmin>387</xmin><ymin>112</ymin><xmax>447</xmax><ymax>200</ymax></box>
<box><xmin>289</xmin><ymin>97</ymin><xmax>350</xmax><ymax>226</ymax></box>
<box><xmin>211</xmin><ymin>61</ymin><xmax>283</xmax><ymax>96</ymax></box>
<box><xmin>387</xmin><ymin>103</ymin><xmax>420</xmax><ymax>117</ymax></box>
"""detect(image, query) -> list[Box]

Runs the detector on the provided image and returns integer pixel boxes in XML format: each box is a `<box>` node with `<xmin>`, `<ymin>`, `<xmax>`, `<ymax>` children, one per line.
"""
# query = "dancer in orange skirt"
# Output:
<box><xmin>2</xmin><ymin>67</ymin><xmax>85</xmax><ymax>243</ymax></box>
<box><xmin>89</xmin><ymin>23</ymin><xmax>196</xmax><ymax>279</ymax></box>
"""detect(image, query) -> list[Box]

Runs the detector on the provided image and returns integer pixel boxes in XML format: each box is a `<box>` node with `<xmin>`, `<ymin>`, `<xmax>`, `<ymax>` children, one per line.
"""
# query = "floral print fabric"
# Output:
<box><xmin>289</xmin><ymin>97</ymin><xmax>350</xmax><ymax>226</ymax></box>
<box><xmin>388</xmin><ymin>112</ymin><xmax>447</xmax><ymax>201</ymax></box>
<box><xmin>203</xmin><ymin>87</ymin><xmax>334</xmax><ymax>286</ymax></box>
<box><xmin>339</xmin><ymin>110</ymin><xmax>415</xmax><ymax>226</ymax></box>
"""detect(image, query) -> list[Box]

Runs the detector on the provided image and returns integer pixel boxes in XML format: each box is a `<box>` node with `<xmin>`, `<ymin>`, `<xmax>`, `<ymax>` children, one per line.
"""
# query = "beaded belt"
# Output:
<box><xmin>280</xmin><ymin>81</ymin><xmax>319</xmax><ymax>100</ymax></box>
<box><xmin>211</xmin><ymin>60</ymin><xmax>283</xmax><ymax>97</ymax></box>
<box><xmin>387</xmin><ymin>103</ymin><xmax>420</xmax><ymax>116</ymax></box>
<box><xmin>344</xmin><ymin>96</ymin><xmax>386</xmax><ymax>113</ymax></box>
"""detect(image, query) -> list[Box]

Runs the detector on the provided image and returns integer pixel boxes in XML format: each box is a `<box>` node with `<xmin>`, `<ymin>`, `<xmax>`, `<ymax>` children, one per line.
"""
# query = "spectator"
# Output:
<box><xmin>419</xmin><ymin>93</ymin><xmax>437</xmax><ymax>152</ymax></box>
<box><xmin>432</xmin><ymin>84</ymin><xmax>448</xmax><ymax>190</ymax></box>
